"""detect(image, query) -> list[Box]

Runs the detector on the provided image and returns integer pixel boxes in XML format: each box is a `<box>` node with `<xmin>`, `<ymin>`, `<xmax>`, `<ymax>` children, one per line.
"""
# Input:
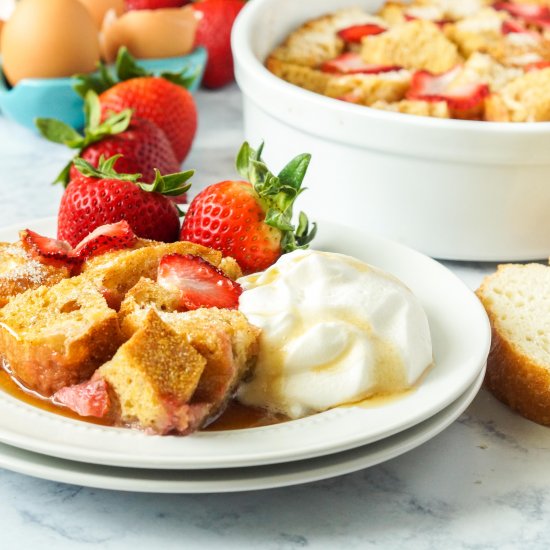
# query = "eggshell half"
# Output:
<box><xmin>101</xmin><ymin>7</ymin><xmax>198</xmax><ymax>62</ymax></box>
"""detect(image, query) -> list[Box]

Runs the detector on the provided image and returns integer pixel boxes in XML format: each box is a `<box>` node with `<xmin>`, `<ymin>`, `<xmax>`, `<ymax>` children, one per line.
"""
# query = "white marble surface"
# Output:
<box><xmin>1</xmin><ymin>85</ymin><xmax>550</xmax><ymax>549</ymax></box>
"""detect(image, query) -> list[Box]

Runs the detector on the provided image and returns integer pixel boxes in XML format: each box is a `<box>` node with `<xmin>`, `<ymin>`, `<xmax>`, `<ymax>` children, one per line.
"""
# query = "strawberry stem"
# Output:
<box><xmin>236</xmin><ymin>142</ymin><xmax>317</xmax><ymax>252</ymax></box>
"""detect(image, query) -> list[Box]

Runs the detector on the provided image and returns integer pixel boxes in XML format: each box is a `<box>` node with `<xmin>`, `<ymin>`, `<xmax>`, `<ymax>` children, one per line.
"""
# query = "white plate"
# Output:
<box><xmin>0</xmin><ymin>366</ymin><xmax>485</xmax><ymax>493</ymax></box>
<box><xmin>0</xmin><ymin>218</ymin><xmax>491</xmax><ymax>469</ymax></box>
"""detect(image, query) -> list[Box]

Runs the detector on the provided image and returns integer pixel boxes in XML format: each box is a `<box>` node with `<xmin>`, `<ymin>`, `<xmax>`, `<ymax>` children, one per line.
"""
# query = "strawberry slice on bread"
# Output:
<box><xmin>321</xmin><ymin>52</ymin><xmax>401</xmax><ymax>75</ymax></box>
<box><xmin>407</xmin><ymin>67</ymin><xmax>489</xmax><ymax>115</ymax></box>
<box><xmin>337</xmin><ymin>23</ymin><xmax>387</xmax><ymax>43</ymax></box>
<box><xmin>157</xmin><ymin>254</ymin><xmax>243</xmax><ymax>310</ymax></box>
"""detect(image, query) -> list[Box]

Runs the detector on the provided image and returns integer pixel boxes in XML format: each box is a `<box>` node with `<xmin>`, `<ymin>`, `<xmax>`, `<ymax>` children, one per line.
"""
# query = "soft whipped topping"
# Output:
<box><xmin>237</xmin><ymin>250</ymin><xmax>433</xmax><ymax>419</ymax></box>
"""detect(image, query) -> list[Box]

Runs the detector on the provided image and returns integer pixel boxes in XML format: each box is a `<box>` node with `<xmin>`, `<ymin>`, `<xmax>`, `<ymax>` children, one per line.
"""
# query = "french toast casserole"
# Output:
<box><xmin>267</xmin><ymin>1</ymin><xmax>550</xmax><ymax>121</ymax></box>
<box><xmin>0</xmin><ymin>228</ymin><xmax>260</xmax><ymax>435</ymax></box>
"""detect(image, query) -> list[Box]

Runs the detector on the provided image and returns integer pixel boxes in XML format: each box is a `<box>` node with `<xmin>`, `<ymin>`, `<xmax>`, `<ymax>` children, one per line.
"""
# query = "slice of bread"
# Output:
<box><xmin>0</xmin><ymin>242</ymin><xmax>70</xmax><ymax>307</ymax></box>
<box><xmin>97</xmin><ymin>310</ymin><xmax>207</xmax><ymax>434</ymax></box>
<box><xmin>0</xmin><ymin>275</ymin><xmax>122</xmax><ymax>396</ymax></box>
<box><xmin>476</xmin><ymin>263</ymin><xmax>550</xmax><ymax>425</ymax></box>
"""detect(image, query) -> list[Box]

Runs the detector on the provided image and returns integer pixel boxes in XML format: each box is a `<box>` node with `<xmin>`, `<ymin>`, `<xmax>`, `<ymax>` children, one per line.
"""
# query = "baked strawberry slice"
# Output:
<box><xmin>320</xmin><ymin>52</ymin><xmax>400</xmax><ymax>74</ymax></box>
<box><xmin>337</xmin><ymin>23</ymin><xmax>386</xmax><ymax>43</ymax></box>
<box><xmin>53</xmin><ymin>378</ymin><xmax>110</xmax><ymax>418</ymax></box>
<box><xmin>494</xmin><ymin>2</ymin><xmax>550</xmax><ymax>28</ymax></box>
<box><xmin>525</xmin><ymin>60</ymin><xmax>550</xmax><ymax>71</ymax></box>
<box><xmin>70</xmin><ymin>221</ymin><xmax>137</xmax><ymax>260</ymax></box>
<box><xmin>157</xmin><ymin>254</ymin><xmax>243</xmax><ymax>310</ymax></box>
<box><xmin>407</xmin><ymin>68</ymin><xmax>489</xmax><ymax>112</ymax></box>
<box><xmin>502</xmin><ymin>19</ymin><xmax>529</xmax><ymax>34</ymax></box>
<box><xmin>19</xmin><ymin>230</ymin><xmax>75</xmax><ymax>268</ymax></box>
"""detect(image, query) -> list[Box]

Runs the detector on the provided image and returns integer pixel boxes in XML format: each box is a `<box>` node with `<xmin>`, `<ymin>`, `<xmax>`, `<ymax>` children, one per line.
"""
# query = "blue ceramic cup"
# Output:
<box><xmin>0</xmin><ymin>47</ymin><xmax>207</xmax><ymax>131</ymax></box>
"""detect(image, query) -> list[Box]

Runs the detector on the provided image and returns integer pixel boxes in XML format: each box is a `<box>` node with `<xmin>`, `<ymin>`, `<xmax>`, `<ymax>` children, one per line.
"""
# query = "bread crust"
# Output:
<box><xmin>483</xmin><ymin>320</ymin><xmax>550</xmax><ymax>426</ymax></box>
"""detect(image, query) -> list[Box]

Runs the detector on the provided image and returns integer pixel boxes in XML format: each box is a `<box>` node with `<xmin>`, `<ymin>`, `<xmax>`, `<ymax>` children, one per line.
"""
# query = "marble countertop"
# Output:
<box><xmin>0</xmin><ymin>85</ymin><xmax>549</xmax><ymax>550</ymax></box>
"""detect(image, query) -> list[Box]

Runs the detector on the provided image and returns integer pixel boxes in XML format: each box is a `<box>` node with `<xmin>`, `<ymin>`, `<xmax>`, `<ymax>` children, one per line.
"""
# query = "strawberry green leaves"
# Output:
<box><xmin>35</xmin><ymin>91</ymin><xmax>132</xmax><ymax>186</ymax></box>
<box><xmin>73</xmin><ymin>47</ymin><xmax>199</xmax><ymax>98</ymax></box>
<box><xmin>236</xmin><ymin>142</ymin><xmax>317</xmax><ymax>252</ymax></box>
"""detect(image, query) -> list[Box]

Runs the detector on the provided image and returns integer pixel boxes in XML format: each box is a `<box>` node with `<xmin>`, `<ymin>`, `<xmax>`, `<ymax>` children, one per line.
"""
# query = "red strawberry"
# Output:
<box><xmin>58</xmin><ymin>156</ymin><xmax>192</xmax><ymax>246</ymax></box>
<box><xmin>502</xmin><ymin>19</ymin><xmax>529</xmax><ymax>34</ymax></box>
<box><xmin>192</xmin><ymin>0</ymin><xmax>246</xmax><ymax>88</ymax></box>
<box><xmin>180</xmin><ymin>142</ymin><xmax>316</xmax><ymax>275</ymax></box>
<box><xmin>36</xmin><ymin>92</ymin><xmax>181</xmax><ymax>187</ymax></box>
<box><xmin>53</xmin><ymin>378</ymin><xmax>110</xmax><ymax>418</ymax></box>
<box><xmin>100</xmin><ymin>76</ymin><xmax>197</xmax><ymax>163</ymax></box>
<box><xmin>337</xmin><ymin>23</ymin><xmax>386</xmax><ymax>43</ymax></box>
<box><xmin>71</xmin><ymin>118</ymin><xmax>181</xmax><ymax>185</ymax></box>
<box><xmin>407</xmin><ymin>67</ymin><xmax>489</xmax><ymax>113</ymax></box>
<box><xmin>125</xmin><ymin>0</ymin><xmax>189</xmax><ymax>10</ymax></box>
<box><xmin>320</xmin><ymin>52</ymin><xmax>400</xmax><ymax>75</ymax></box>
<box><xmin>157</xmin><ymin>254</ymin><xmax>242</xmax><ymax>310</ymax></box>
<box><xmin>525</xmin><ymin>60</ymin><xmax>550</xmax><ymax>71</ymax></box>
<box><xmin>19</xmin><ymin>230</ymin><xmax>75</xmax><ymax>268</ymax></box>
<box><xmin>494</xmin><ymin>2</ymin><xmax>550</xmax><ymax>28</ymax></box>
<box><xmin>70</xmin><ymin>221</ymin><xmax>137</xmax><ymax>259</ymax></box>
<box><xmin>20</xmin><ymin>222</ymin><xmax>138</xmax><ymax>271</ymax></box>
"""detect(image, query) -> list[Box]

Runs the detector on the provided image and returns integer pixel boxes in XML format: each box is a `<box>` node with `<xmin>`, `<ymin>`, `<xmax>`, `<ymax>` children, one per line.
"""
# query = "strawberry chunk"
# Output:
<box><xmin>337</xmin><ymin>24</ymin><xmax>386</xmax><ymax>43</ymax></box>
<box><xmin>320</xmin><ymin>52</ymin><xmax>401</xmax><ymax>74</ymax></box>
<box><xmin>19</xmin><ymin>229</ymin><xmax>75</xmax><ymax>268</ymax></box>
<box><xmin>502</xmin><ymin>19</ymin><xmax>529</xmax><ymax>34</ymax></box>
<box><xmin>70</xmin><ymin>221</ymin><xmax>137</xmax><ymax>260</ymax></box>
<box><xmin>53</xmin><ymin>378</ymin><xmax>110</xmax><ymax>418</ymax></box>
<box><xmin>525</xmin><ymin>60</ymin><xmax>550</xmax><ymax>71</ymax></box>
<box><xmin>157</xmin><ymin>254</ymin><xmax>242</xmax><ymax>310</ymax></box>
<box><xmin>407</xmin><ymin>68</ymin><xmax>489</xmax><ymax>112</ymax></box>
<box><xmin>494</xmin><ymin>2</ymin><xmax>550</xmax><ymax>28</ymax></box>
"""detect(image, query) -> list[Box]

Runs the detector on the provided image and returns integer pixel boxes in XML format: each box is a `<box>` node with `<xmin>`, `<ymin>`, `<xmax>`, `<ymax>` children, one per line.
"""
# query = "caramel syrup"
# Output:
<box><xmin>0</xmin><ymin>369</ymin><xmax>286</xmax><ymax>431</ymax></box>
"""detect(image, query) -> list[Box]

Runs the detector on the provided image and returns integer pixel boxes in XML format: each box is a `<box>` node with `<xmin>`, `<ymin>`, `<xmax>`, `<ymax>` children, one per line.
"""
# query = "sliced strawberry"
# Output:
<box><xmin>337</xmin><ymin>23</ymin><xmax>386</xmax><ymax>43</ymax></box>
<box><xmin>53</xmin><ymin>378</ymin><xmax>110</xmax><ymax>418</ymax></box>
<box><xmin>320</xmin><ymin>52</ymin><xmax>401</xmax><ymax>74</ymax></box>
<box><xmin>407</xmin><ymin>68</ymin><xmax>489</xmax><ymax>111</ymax></box>
<box><xmin>157</xmin><ymin>254</ymin><xmax>242</xmax><ymax>310</ymax></box>
<box><xmin>502</xmin><ymin>19</ymin><xmax>529</xmax><ymax>34</ymax></box>
<box><xmin>494</xmin><ymin>2</ymin><xmax>550</xmax><ymax>28</ymax></box>
<box><xmin>525</xmin><ymin>60</ymin><xmax>550</xmax><ymax>71</ymax></box>
<box><xmin>19</xmin><ymin>229</ymin><xmax>75</xmax><ymax>268</ymax></box>
<box><xmin>70</xmin><ymin>221</ymin><xmax>137</xmax><ymax>260</ymax></box>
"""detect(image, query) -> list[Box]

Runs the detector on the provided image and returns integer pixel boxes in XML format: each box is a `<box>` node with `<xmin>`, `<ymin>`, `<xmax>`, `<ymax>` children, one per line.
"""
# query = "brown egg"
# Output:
<box><xmin>1</xmin><ymin>0</ymin><xmax>101</xmax><ymax>85</ymax></box>
<box><xmin>101</xmin><ymin>7</ymin><xmax>198</xmax><ymax>63</ymax></box>
<box><xmin>78</xmin><ymin>0</ymin><xmax>124</xmax><ymax>29</ymax></box>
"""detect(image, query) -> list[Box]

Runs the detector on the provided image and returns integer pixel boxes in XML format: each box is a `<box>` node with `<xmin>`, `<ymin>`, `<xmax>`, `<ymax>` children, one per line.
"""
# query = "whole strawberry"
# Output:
<box><xmin>125</xmin><ymin>0</ymin><xmax>189</xmax><ymax>9</ymax></box>
<box><xmin>180</xmin><ymin>142</ymin><xmax>316</xmax><ymax>274</ymax></box>
<box><xmin>58</xmin><ymin>156</ymin><xmax>192</xmax><ymax>246</ymax></box>
<box><xmin>192</xmin><ymin>0</ymin><xmax>246</xmax><ymax>88</ymax></box>
<box><xmin>75</xmin><ymin>47</ymin><xmax>198</xmax><ymax>163</ymax></box>
<box><xmin>36</xmin><ymin>91</ymin><xmax>180</xmax><ymax>185</ymax></box>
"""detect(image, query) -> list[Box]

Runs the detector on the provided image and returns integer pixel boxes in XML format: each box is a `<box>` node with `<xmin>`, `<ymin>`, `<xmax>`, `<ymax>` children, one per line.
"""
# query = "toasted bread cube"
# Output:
<box><xmin>119</xmin><ymin>278</ymin><xmax>260</xmax><ymax>425</ymax></box>
<box><xmin>0</xmin><ymin>242</ymin><xmax>69</xmax><ymax>307</ymax></box>
<box><xmin>485</xmin><ymin>67</ymin><xmax>550</xmax><ymax>121</ymax></box>
<box><xmin>325</xmin><ymin>71</ymin><xmax>411</xmax><ymax>106</ymax></box>
<box><xmin>82</xmin><ymin>240</ymin><xmax>225</xmax><ymax>309</ymax></box>
<box><xmin>370</xmin><ymin>99</ymin><xmax>451</xmax><ymax>118</ymax></box>
<box><xmin>0</xmin><ymin>276</ymin><xmax>121</xmax><ymax>396</ymax></box>
<box><xmin>361</xmin><ymin>19</ymin><xmax>462</xmax><ymax>73</ymax></box>
<box><xmin>98</xmin><ymin>310</ymin><xmax>207</xmax><ymax>434</ymax></box>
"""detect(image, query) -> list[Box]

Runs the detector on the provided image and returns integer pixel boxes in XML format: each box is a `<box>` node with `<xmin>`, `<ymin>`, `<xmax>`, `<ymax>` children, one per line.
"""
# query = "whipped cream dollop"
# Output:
<box><xmin>237</xmin><ymin>250</ymin><xmax>433</xmax><ymax>419</ymax></box>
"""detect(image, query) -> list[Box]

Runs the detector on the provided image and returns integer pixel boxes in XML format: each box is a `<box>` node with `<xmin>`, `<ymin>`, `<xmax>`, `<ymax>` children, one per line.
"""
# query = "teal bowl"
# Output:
<box><xmin>0</xmin><ymin>47</ymin><xmax>207</xmax><ymax>131</ymax></box>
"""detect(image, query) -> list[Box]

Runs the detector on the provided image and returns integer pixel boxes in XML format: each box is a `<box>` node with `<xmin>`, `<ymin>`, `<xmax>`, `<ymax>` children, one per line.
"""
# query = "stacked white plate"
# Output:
<box><xmin>0</xmin><ymin>218</ymin><xmax>491</xmax><ymax>493</ymax></box>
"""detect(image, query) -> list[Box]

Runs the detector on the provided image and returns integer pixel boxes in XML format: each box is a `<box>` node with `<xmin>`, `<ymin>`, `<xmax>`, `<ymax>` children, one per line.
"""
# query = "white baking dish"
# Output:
<box><xmin>232</xmin><ymin>0</ymin><xmax>550</xmax><ymax>261</ymax></box>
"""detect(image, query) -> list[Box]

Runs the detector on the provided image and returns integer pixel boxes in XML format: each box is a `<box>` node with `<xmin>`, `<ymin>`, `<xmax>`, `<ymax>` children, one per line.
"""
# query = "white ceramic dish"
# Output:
<box><xmin>232</xmin><ymin>0</ymin><xmax>550</xmax><ymax>261</ymax></box>
<box><xmin>0</xmin><ymin>218</ymin><xmax>490</xmax><ymax>469</ymax></box>
<box><xmin>0</xmin><ymin>367</ymin><xmax>485</xmax><ymax>493</ymax></box>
